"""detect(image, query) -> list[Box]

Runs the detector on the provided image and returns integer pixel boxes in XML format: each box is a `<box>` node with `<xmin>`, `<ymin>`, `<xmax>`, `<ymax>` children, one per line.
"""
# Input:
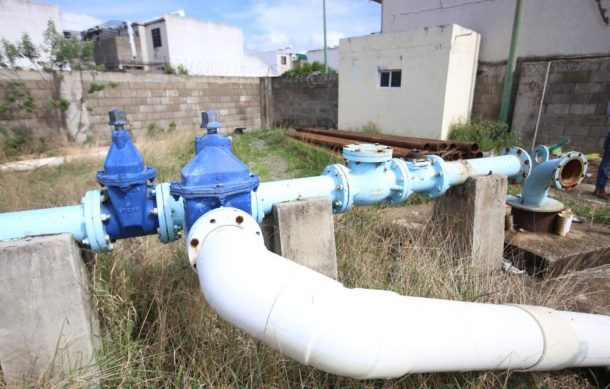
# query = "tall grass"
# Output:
<box><xmin>0</xmin><ymin>130</ymin><xmax>600</xmax><ymax>388</ymax></box>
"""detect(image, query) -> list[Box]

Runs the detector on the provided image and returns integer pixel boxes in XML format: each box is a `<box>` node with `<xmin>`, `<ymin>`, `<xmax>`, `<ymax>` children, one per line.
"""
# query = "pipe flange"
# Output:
<box><xmin>343</xmin><ymin>143</ymin><xmax>393</xmax><ymax>163</ymax></box>
<box><xmin>551</xmin><ymin>151</ymin><xmax>587</xmax><ymax>190</ymax></box>
<box><xmin>506</xmin><ymin>194</ymin><xmax>566</xmax><ymax>213</ymax></box>
<box><xmin>323</xmin><ymin>163</ymin><xmax>353</xmax><ymax>213</ymax></box>
<box><xmin>82</xmin><ymin>189</ymin><xmax>112</xmax><ymax>252</ymax></box>
<box><xmin>531</xmin><ymin>145</ymin><xmax>550</xmax><ymax>168</ymax></box>
<box><xmin>186</xmin><ymin>207</ymin><xmax>263</xmax><ymax>268</ymax></box>
<box><xmin>388</xmin><ymin>159</ymin><xmax>412</xmax><ymax>204</ymax></box>
<box><xmin>156</xmin><ymin>182</ymin><xmax>184</xmax><ymax>243</ymax></box>
<box><xmin>425</xmin><ymin>155</ymin><xmax>450</xmax><ymax>198</ymax></box>
<box><xmin>499</xmin><ymin>147</ymin><xmax>532</xmax><ymax>184</ymax></box>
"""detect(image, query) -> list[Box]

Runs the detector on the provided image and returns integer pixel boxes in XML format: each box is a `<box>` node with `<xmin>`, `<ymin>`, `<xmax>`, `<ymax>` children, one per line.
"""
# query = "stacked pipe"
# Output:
<box><xmin>292</xmin><ymin>128</ymin><xmax>482</xmax><ymax>160</ymax></box>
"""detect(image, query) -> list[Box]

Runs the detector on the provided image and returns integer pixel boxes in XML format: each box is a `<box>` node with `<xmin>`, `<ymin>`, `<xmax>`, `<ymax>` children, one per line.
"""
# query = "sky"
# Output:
<box><xmin>53</xmin><ymin>0</ymin><xmax>381</xmax><ymax>53</ymax></box>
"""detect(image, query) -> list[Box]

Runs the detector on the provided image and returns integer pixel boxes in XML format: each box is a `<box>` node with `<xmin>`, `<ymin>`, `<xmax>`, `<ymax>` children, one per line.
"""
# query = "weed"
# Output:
<box><xmin>450</xmin><ymin>121</ymin><xmax>519</xmax><ymax>152</ymax></box>
<box><xmin>146</xmin><ymin>123</ymin><xmax>165</xmax><ymax>138</ymax></box>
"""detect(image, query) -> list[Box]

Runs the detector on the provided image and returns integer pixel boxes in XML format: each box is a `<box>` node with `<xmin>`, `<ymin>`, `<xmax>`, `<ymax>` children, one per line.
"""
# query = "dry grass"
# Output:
<box><xmin>0</xmin><ymin>130</ymin><xmax>602</xmax><ymax>388</ymax></box>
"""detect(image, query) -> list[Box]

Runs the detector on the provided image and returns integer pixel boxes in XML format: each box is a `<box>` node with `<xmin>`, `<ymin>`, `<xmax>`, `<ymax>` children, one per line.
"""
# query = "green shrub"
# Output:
<box><xmin>146</xmin><ymin>122</ymin><xmax>164</xmax><ymax>137</ymax></box>
<box><xmin>449</xmin><ymin>121</ymin><xmax>519</xmax><ymax>152</ymax></box>
<box><xmin>283</xmin><ymin>61</ymin><xmax>336</xmax><ymax>75</ymax></box>
<box><xmin>168</xmin><ymin>121</ymin><xmax>177</xmax><ymax>132</ymax></box>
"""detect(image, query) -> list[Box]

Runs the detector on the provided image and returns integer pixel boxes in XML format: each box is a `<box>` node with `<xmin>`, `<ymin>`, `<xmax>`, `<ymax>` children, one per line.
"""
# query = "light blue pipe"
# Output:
<box><xmin>250</xmin><ymin>144</ymin><xmax>532</xmax><ymax>222</ymax></box>
<box><xmin>0</xmin><ymin>205</ymin><xmax>87</xmax><ymax>242</ymax></box>
<box><xmin>507</xmin><ymin>145</ymin><xmax>587</xmax><ymax>212</ymax></box>
<box><xmin>0</xmin><ymin>142</ymin><xmax>553</xmax><ymax>249</ymax></box>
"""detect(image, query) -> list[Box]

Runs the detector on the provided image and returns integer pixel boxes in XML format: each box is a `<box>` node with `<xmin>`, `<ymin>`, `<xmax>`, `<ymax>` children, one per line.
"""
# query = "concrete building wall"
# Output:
<box><xmin>142</xmin><ymin>20</ymin><xmax>170</xmax><ymax>67</ymax></box>
<box><xmin>250</xmin><ymin>50</ymin><xmax>293</xmax><ymax>76</ymax></box>
<box><xmin>380</xmin><ymin>0</ymin><xmax>610</xmax><ymax>63</ymax></box>
<box><xmin>338</xmin><ymin>25</ymin><xmax>480</xmax><ymax>139</ymax></box>
<box><xmin>0</xmin><ymin>0</ymin><xmax>61</xmax><ymax>68</ymax></box>
<box><xmin>161</xmin><ymin>14</ymin><xmax>268</xmax><ymax>77</ymax></box>
<box><xmin>269</xmin><ymin>75</ymin><xmax>338</xmax><ymax>128</ymax></box>
<box><xmin>306</xmin><ymin>47</ymin><xmax>340</xmax><ymax>71</ymax></box>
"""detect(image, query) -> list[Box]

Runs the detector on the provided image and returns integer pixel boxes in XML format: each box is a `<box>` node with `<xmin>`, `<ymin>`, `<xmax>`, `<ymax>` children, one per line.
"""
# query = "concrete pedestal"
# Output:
<box><xmin>432</xmin><ymin>175</ymin><xmax>508</xmax><ymax>275</ymax></box>
<box><xmin>264</xmin><ymin>197</ymin><xmax>338</xmax><ymax>279</ymax></box>
<box><xmin>0</xmin><ymin>234</ymin><xmax>100</xmax><ymax>385</ymax></box>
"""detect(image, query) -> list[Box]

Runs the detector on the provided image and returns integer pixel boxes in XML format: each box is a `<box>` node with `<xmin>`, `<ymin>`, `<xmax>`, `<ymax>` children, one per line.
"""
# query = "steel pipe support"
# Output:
<box><xmin>189</xmin><ymin>208</ymin><xmax>610</xmax><ymax>378</ymax></box>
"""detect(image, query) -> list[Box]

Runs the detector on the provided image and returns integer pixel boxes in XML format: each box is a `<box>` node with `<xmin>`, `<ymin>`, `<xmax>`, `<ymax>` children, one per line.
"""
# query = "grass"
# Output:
<box><xmin>0</xmin><ymin>129</ymin><xmax>603</xmax><ymax>388</ymax></box>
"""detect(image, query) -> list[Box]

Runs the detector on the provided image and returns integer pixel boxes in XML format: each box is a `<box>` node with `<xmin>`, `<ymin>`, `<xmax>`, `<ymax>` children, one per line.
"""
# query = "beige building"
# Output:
<box><xmin>338</xmin><ymin>25</ymin><xmax>480</xmax><ymax>140</ymax></box>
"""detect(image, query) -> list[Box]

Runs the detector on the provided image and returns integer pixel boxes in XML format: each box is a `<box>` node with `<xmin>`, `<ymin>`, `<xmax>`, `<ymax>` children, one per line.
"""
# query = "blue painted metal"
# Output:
<box><xmin>251</xmin><ymin>145</ymin><xmax>531</xmax><ymax>219</ymax></box>
<box><xmin>170</xmin><ymin>111</ymin><xmax>259</xmax><ymax>231</ymax></box>
<box><xmin>507</xmin><ymin>145</ymin><xmax>588</xmax><ymax>212</ymax></box>
<box><xmin>156</xmin><ymin>182</ymin><xmax>185</xmax><ymax>243</ymax></box>
<box><xmin>95</xmin><ymin>109</ymin><xmax>158</xmax><ymax>242</ymax></box>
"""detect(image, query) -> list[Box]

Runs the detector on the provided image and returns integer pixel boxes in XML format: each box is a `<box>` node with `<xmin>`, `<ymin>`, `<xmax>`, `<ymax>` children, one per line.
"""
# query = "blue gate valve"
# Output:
<box><xmin>94</xmin><ymin>108</ymin><xmax>158</xmax><ymax>245</ymax></box>
<box><xmin>170</xmin><ymin>111</ymin><xmax>259</xmax><ymax>232</ymax></box>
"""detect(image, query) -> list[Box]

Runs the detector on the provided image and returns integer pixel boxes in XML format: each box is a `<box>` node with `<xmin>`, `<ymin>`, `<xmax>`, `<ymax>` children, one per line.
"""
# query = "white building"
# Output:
<box><xmin>0</xmin><ymin>0</ymin><xmax>61</xmax><ymax>68</ymax></box>
<box><xmin>132</xmin><ymin>12</ymin><xmax>268</xmax><ymax>77</ymax></box>
<box><xmin>376</xmin><ymin>0</ymin><xmax>610</xmax><ymax>62</ymax></box>
<box><xmin>306</xmin><ymin>47</ymin><xmax>339</xmax><ymax>71</ymax></box>
<box><xmin>249</xmin><ymin>49</ymin><xmax>295</xmax><ymax>76</ymax></box>
<box><xmin>338</xmin><ymin>25</ymin><xmax>480</xmax><ymax>140</ymax></box>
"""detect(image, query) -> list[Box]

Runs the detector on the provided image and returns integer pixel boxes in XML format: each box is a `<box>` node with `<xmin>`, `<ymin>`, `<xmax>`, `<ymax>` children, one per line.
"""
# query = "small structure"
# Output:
<box><xmin>338</xmin><ymin>24</ymin><xmax>480</xmax><ymax>139</ymax></box>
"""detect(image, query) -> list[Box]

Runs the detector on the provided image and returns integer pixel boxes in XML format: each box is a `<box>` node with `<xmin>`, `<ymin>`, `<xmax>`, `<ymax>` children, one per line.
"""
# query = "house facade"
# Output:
<box><xmin>86</xmin><ymin>11</ymin><xmax>268</xmax><ymax>77</ymax></box>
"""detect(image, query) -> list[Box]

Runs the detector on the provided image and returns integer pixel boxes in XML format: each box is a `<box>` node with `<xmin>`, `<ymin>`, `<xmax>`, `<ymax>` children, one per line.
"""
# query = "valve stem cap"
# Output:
<box><xmin>201</xmin><ymin>110</ymin><xmax>221</xmax><ymax>133</ymax></box>
<box><xmin>108</xmin><ymin>108</ymin><xmax>128</xmax><ymax>126</ymax></box>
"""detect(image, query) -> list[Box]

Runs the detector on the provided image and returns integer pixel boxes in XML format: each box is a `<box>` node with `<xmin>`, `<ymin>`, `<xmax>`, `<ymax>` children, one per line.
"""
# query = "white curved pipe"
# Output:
<box><xmin>189</xmin><ymin>208</ymin><xmax>610</xmax><ymax>378</ymax></box>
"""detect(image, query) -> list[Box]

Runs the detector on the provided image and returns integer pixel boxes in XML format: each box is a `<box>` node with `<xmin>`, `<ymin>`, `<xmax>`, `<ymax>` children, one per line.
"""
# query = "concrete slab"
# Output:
<box><xmin>0</xmin><ymin>234</ymin><xmax>100</xmax><ymax>385</ymax></box>
<box><xmin>266</xmin><ymin>197</ymin><xmax>338</xmax><ymax>279</ymax></box>
<box><xmin>505</xmin><ymin>221</ymin><xmax>610</xmax><ymax>277</ymax></box>
<box><xmin>432</xmin><ymin>175</ymin><xmax>508</xmax><ymax>275</ymax></box>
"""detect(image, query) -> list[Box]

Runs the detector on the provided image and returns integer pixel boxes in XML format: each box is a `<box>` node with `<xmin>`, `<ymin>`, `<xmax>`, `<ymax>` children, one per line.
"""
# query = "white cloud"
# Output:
<box><xmin>60</xmin><ymin>13</ymin><xmax>103</xmax><ymax>31</ymax></box>
<box><xmin>237</xmin><ymin>0</ymin><xmax>380</xmax><ymax>53</ymax></box>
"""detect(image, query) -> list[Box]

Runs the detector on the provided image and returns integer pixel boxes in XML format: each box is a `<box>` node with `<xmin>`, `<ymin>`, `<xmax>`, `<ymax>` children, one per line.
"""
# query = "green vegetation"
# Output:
<box><xmin>0</xmin><ymin>20</ymin><xmax>97</xmax><ymax>156</ymax></box>
<box><xmin>88</xmin><ymin>81</ymin><xmax>119</xmax><ymax>94</ymax></box>
<box><xmin>449</xmin><ymin>121</ymin><xmax>519</xmax><ymax>152</ymax></box>
<box><xmin>0</xmin><ymin>130</ymin><xmax>601</xmax><ymax>387</ymax></box>
<box><xmin>283</xmin><ymin>60</ymin><xmax>336</xmax><ymax>76</ymax></box>
<box><xmin>164</xmin><ymin>64</ymin><xmax>189</xmax><ymax>75</ymax></box>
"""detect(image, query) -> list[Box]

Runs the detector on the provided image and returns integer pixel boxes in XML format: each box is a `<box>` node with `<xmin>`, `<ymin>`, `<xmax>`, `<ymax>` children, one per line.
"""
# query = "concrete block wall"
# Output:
<box><xmin>471</xmin><ymin>64</ymin><xmax>505</xmax><ymax>121</ymax></box>
<box><xmin>79</xmin><ymin>72</ymin><xmax>262</xmax><ymax>140</ymax></box>
<box><xmin>270</xmin><ymin>74</ymin><xmax>338</xmax><ymax>128</ymax></box>
<box><xmin>512</xmin><ymin>57</ymin><xmax>610</xmax><ymax>152</ymax></box>
<box><xmin>0</xmin><ymin>71</ymin><xmax>63</xmax><ymax>143</ymax></box>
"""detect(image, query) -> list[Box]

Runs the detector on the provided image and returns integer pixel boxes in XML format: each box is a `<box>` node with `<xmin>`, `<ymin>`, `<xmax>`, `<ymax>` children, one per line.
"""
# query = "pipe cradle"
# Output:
<box><xmin>189</xmin><ymin>208</ymin><xmax>610</xmax><ymax>378</ymax></box>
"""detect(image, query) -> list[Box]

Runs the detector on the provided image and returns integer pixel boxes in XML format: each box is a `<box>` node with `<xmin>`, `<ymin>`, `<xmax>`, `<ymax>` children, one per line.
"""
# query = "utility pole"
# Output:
<box><xmin>323</xmin><ymin>0</ymin><xmax>328</xmax><ymax>73</ymax></box>
<box><xmin>499</xmin><ymin>0</ymin><xmax>524</xmax><ymax>123</ymax></box>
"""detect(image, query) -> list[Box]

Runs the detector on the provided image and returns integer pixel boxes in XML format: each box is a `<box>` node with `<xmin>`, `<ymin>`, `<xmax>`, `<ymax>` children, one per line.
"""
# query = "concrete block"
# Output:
<box><xmin>505</xmin><ymin>222</ymin><xmax>610</xmax><ymax>277</ymax></box>
<box><xmin>0</xmin><ymin>234</ymin><xmax>100</xmax><ymax>385</ymax></box>
<box><xmin>432</xmin><ymin>175</ymin><xmax>508</xmax><ymax>275</ymax></box>
<box><xmin>265</xmin><ymin>197</ymin><xmax>338</xmax><ymax>279</ymax></box>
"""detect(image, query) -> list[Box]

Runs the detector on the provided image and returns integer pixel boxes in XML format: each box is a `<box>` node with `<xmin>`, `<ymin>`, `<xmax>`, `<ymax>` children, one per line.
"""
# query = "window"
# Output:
<box><xmin>281</xmin><ymin>55</ymin><xmax>287</xmax><ymax>65</ymax></box>
<box><xmin>379</xmin><ymin>70</ymin><xmax>401</xmax><ymax>88</ymax></box>
<box><xmin>151</xmin><ymin>28</ymin><xmax>162</xmax><ymax>48</ymax></box>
